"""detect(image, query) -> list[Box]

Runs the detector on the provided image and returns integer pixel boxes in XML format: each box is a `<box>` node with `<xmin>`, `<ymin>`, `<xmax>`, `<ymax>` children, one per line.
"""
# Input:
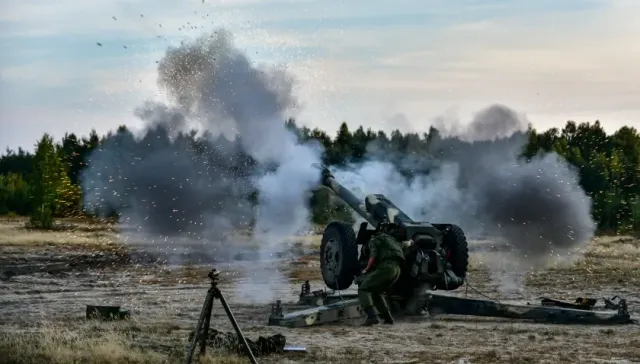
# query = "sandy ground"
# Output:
<box><xmin>1</xmin><ymin>218</ymin><xmax>639</xmax><ymax>364</ymax></box>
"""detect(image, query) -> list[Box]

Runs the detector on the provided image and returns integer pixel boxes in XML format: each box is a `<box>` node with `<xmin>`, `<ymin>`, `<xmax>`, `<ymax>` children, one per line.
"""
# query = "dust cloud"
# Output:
<box><xmin>80</xmin><ymin>27</ymin><xmax>596</xmax><ymax>295</ymax></box>
<box><xmin>334</xmin><ymin>105</ymin><xmax>595</xmax><ymax>291</ymax></box>
<box><xmin>81</xmin><ymin>30</ymin><xmax>322</xmax><ymax>303</ymax></box>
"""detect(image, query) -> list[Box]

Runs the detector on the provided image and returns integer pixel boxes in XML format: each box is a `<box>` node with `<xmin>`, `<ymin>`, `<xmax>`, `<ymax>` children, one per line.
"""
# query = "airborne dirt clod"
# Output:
<box><xmin>1</xmin><ymin>219</ymin><xmax>639</xmax><ymax>364</ymax></box>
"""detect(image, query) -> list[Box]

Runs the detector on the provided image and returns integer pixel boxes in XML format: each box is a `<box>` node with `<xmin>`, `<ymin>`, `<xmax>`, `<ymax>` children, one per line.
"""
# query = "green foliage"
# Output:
<box><xmin>0</xmin><ymin>147</ymin><xmax>34</xmax><ymax>178</ymax></box>
<box><xmin>29</xmin><ymin>134</ymin><xmax>58</xmax><ymax>228</ymax></box>
<box><xmin>309</xmin><ymin>187</ymin><xmax>355</xmax><ymax>225</ymax></box>
<box><xmin>631</xmin><ymin>197</ymin><xmax>640</xmax><ymax>232</ymax></box>
<box><xmin>28</xmin><ymin>134</ymin><xmax>80</xmax><ymax>228</ymax></box>
<box><xmin>0</xmin><ymin>173</ymin><xmax>31</xmax><ymax>215</ymax></box>
<box><xmin>1</xmin><ymin>121</ymin><xmax>639</xmax><ymax>233</ymax></box>
<box><xmin>524</xmin><ymin>123</ymin><xmax>640</xmax><ymax>233</ymax></box>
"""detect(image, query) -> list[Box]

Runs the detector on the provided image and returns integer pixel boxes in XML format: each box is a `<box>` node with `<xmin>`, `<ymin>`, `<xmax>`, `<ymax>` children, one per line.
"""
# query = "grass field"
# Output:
<box><xmin>1</xmin><ymin>217</ymin><xmax>639</xmax><ymax>364</ymax></box>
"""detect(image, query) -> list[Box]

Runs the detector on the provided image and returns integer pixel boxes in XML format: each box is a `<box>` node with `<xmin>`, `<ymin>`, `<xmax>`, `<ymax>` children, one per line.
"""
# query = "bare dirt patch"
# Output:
<box><xmin>1</xmin><ymin>220</ymin><xmax>639</xmax><ymax>364</ymax></box>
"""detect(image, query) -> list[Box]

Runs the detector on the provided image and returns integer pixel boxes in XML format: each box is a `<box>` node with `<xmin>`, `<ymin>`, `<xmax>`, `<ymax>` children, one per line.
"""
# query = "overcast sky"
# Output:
<box><xmin>1</xmin><ymin>0</ymin><xmax>639</xmax><ymax>151</ymax></box>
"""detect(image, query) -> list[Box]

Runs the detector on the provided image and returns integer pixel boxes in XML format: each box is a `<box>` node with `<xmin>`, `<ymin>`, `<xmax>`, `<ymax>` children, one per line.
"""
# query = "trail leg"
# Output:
<box><xmin>185</xmin><ymin>288</ymin><xmax>214</xmax><ymax>364</ymax></box>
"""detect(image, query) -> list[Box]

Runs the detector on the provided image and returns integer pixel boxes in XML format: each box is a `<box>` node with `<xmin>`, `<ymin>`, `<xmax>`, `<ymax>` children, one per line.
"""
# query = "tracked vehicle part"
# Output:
<box><xmin>267</xmin><ymin>282</ymin><xmax>636</xmax><ymax>328</ymax></box>
<box><xmin>320</xmin><ymin>221</ymin><xmax>359</xmax><ymax>290</ymax></box>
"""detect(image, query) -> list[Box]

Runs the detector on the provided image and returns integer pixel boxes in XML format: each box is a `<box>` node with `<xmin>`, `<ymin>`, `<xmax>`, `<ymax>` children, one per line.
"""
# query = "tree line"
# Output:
<box><xmin>1</xmin><ymin>120</ymin><xmax>638</xmax><ymax>233</ymax></box>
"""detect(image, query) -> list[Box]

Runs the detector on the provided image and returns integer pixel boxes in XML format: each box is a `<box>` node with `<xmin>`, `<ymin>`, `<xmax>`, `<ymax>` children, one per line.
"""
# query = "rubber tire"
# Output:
<box><xmin>436</xmin><ymin>224</ymin><xmax>469</xmax><ymax>290</ymax></box>
<box><xmin>320</xmin><ymin>221</ymin><xmax>359</xmax><ymax>290</ymax></box>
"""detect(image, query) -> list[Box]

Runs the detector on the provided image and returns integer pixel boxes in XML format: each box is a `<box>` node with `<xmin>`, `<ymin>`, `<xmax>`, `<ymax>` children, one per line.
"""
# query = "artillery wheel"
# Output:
<box><xmin>320</xmin><ymin>221</ymin><xmax>359</xmax><ymax>290</ymax></box>
<box><xmin>436</xmin><ymin>224</ymin><xmax>469</xmax><ymax>290</ymax></box>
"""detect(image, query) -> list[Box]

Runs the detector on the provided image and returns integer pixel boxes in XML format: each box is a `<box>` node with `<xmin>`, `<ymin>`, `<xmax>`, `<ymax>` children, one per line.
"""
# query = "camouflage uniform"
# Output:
<box><xmin>357</xmin><ymin>232</ymin><xmax>405</xmax><ymax>326</ymax></box>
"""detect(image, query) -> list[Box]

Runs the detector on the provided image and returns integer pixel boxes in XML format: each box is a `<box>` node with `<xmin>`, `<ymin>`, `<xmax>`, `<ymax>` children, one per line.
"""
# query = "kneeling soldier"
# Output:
<box><xmin>356</xmin><ymin>232</ymin><xmax>405</xmax><ymax>326</ymax></box>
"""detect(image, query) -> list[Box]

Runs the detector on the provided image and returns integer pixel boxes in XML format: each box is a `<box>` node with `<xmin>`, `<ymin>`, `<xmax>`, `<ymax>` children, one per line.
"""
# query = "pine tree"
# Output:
<box><xmin>29</xmin><ymin>134</ymin><xmax>68</xmax><ymax>228</ymax></box>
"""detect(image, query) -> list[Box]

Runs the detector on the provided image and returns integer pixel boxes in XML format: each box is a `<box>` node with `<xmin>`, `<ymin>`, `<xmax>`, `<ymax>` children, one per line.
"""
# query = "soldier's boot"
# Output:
<box><xmin>378</xmin><ymin>310</ymin><xmax>395</xmax><ymax>325</ymax></box>
<box><xmin>362</xmin><ymin>306</ymin><xmax>380</xmax><ymax>326</ymax></box>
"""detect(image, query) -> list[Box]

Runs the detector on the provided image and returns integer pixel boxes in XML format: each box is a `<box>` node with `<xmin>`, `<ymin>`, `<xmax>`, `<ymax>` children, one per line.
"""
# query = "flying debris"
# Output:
<box><xmin>112</xmin><ymin>16</ymin><xmax>117</xmax><ymax>21</ymax></box>
<box><xmin>96</xmin><ymin>42</ymin><xmax>102</xmax><ymax>46</ymax></box>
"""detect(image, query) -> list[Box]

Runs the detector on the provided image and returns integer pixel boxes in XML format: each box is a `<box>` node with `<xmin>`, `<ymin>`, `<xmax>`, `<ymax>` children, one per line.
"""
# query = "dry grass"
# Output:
<box><xmin>2</xmin><ymin>219</ymin><xmax>640</xmax><ymax>364</ymax></box>
<box><xmin>286</xmin><ymin>235</ymin><xmax>322</xmax><ymax>249</ymax></box>
<box><xmin>586</xmin><ymin>236</ymin><xmax>640</xmax><ymax>260</ymax></box>
<box><xmin>296</xmin><ymin>318</ymin><xmax>640</xmax><ymax>364</ymax></box>
<box><xmin>0</xmin><ymin>219</ymin><xmax>317</xmax><ymax>254</ymax></box>
<box><xmin>126</xmin><ymin>265</ymin><xmax>243</xmax><ymax>286</ymax></box>
<box><xmin>281</xmin><ymin>254</ymin><xmax>322</xmax><ymax>282</ymax></box>
<box><xmin>0</xmin><ymin>221</ymin><xmax>123</xmax><ymax>252</ymax></box>
<box><xmin>526</xmin><ymin>236</ymin><xmax>640</xmax><ymax>288</ymax></box>
<box><xmin>0</xmin><ymin>321</ymin><xmax>252</xmax><ymax>364</ymax></box>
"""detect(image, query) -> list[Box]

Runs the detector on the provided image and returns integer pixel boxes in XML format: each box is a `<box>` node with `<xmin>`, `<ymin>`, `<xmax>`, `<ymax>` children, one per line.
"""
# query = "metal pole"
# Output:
<box><xmin>199</xmin><ymin>289</ymin><xmax>215</xmax><ymax>355</ymax></box>
<box><xmin>185</xmin><ymin>288</ymin><xmax>214</xmax><ymax>364</ymax></box>
<box><xmin>216</xmin><ymin>289</ymin><xmax>259</xmax><ymax>364</ymax></box>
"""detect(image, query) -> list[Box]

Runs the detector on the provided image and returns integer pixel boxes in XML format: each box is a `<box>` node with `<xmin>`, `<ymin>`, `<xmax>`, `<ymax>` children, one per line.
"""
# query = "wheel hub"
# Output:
<box><xmin>324</xmin><ymin>238</ymin><xmax>341</xmax><ymax>276</ymax></box>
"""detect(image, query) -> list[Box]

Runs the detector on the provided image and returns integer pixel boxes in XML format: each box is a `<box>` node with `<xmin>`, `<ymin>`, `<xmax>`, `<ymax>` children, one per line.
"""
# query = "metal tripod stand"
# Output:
<box><xmin>185</xmin><ymin>269</ymin><xmax>258</xmax><ymax>364</ymax></box>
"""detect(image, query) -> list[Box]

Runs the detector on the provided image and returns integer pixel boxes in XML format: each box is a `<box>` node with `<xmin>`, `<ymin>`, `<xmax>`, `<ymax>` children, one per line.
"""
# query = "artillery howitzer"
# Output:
<box><xmin>266</xmin><ymin>165</ymin><xmax>636</xmax><ymax>328</ymax></box>
<box><xmin>312</xmin><ymin>164</ymin><xmax>468</xmax><ymax>299</ymax></box>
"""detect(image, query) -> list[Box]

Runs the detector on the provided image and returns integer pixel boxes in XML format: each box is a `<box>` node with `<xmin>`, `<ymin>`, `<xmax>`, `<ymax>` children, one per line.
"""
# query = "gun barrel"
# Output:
<box><xmin>316</xmin><ymin>165</ymin><xmax>376</xmax><ymax>226</ymax></box>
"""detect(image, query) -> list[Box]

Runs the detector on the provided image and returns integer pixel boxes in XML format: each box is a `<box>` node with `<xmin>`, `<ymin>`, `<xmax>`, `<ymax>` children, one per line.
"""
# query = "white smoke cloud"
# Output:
<box><xmin>82</xmin><ymin>29</ymin><xmax>322</xmax><ymax>303</ymax></box>
<box><xmin>81</xmin><ymin>29</ymin><xmax>596</xmax><ymax>297</ymax></box>
<box><xmin>331</xmin><ymin>105</ymin><xmax>596</xmax><ymax>291</ymax></box>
